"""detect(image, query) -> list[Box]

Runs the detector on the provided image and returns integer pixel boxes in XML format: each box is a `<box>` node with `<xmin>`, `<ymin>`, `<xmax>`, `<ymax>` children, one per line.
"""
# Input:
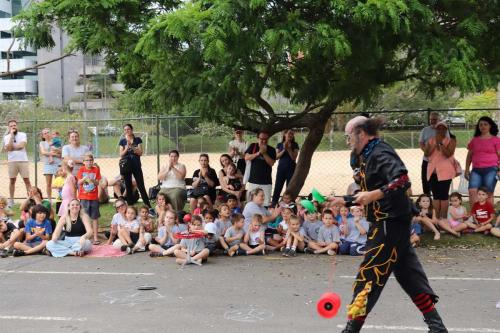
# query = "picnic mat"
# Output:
<box><xmin>86</xmin><ymin>245</ymin><xmax>127</xmax><ymax>258</ymax></box>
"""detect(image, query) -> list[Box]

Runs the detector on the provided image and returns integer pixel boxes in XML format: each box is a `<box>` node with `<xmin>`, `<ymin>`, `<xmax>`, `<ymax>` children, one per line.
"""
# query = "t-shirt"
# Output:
<box><xmin>471</xmin><ymin>201</ymin><xmax>495</xmax><ymax>224</ymax></box>
<box><xmin>228</xmin><ymin>139</ymin><xmax>248</xmax><ymax>164</ymax></box>
<box><xmin>62</xmin><ymin>144</ymin><xmax>90</xmax><ymax>175</ymax></box>
<box><xmin>119</xmin><ymin>137</ymin><xmax>143</xmax><ymax>164</ymax></box>
<box><xmin>215</xmin><ymin>218</ymin><xmax>232</xmax><ymax>236</ymax></box>
<box><xmin>180</xmin><ymin>237</ymin><xmax>205</xmax><ymax>253</ymax></box>
<box><xmin>52</xmin><ymin>137</ymin><xmax>62</xmax><ymax>148</ymax></box>
<box><xmin>192</xmin><ymin>168</ymin><xmax>219</xmax><ymax>200</ymax></box>
<box><xmin>467</xmin><ymin>136</ymin><xmax>500</xmax><ymax>169</ymax></box>
<box><xmin>345</xmin><ymin>217</ymin><xmax>370</xmax><ymax>244</ymax></box>
<box><xmin>242</xmin><ymin>201</ymin><xmax>271</xmax><ymax>229</ymax></box>
<box><xmin>302</xmin><ymin>220</ymin><xmax>322</xmax><ymax>241</ymax></box>
<box><xmin>245</xmin><ymin>143</ymin><xmax>276</xmax><ymax>185</ymax></box>
<box><xmin>3</xmin><ymin>132</ymin><xmax>28</xmax><ymax>162</ymax></box>
<box><xmin>318</xmin><ymin>224</ymin><xmax>341</xmax><ymax>244</ymax></box>
<box><xmin>121</xmin><ymin>219</ymin><xmax>140</xmax><ymax>232</ymax></box>
<box><xmin>2</xmin><ymin>221</ymin><xmax>17</xmax><ymax>238</ymax></box>
<box><xmin>111</xmin><ymin>213</ymin><xmax>126</xmax><ymax>226</ymax></box>
<box><xmin>162</xmin><ymin>223</ymin><xmax>188</xmax><ymax>247</ymax></box>
<box><xmin>77</xmin><ymin>165</ymin><xmax>101</xmax><ymax>201</ymax></box>
<box><xmin>224</xmin><ymin>226</ymin><xmax>245</xmax><ymax>247</ymax></box>
<box><xmin>276</xmin><ymin>141</ymin><xmax>299</xmax><ymax>170</ymax></box>
<box><xmin>205</xmin><ymin>233</ymin><xmax>219</xmax><ymax>246</ymax></box>
<box><xmin>25</xmin><ymin>218</ymin><xmax>52</xmax><ymax>243</ymax></box>
<box><xmin>248</xmin><ymin>229</ymin><xmax>263</xmax><ymax>246</ymax></box>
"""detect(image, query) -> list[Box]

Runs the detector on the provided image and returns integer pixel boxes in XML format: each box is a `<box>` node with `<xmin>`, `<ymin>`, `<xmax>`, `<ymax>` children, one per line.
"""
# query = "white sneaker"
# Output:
<box><xmin>327</xmin><ymin>249</ymin><xmax>336</xmax><ymax>256</ymax></box>
<box><xmin>7</xmin><ymin>199</ymin><xmax>14</xmax><ymax>209</ymax></box>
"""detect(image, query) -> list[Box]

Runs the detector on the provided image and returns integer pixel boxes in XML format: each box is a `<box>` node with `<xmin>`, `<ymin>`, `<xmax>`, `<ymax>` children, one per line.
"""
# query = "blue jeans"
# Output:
<box><xmin>469</xmin><ymin>167</ymin><xmax>498</xmax><ymax>193</ymax></box>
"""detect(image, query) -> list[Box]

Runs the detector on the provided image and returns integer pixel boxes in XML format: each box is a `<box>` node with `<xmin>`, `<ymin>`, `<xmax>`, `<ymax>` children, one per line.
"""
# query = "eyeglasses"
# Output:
<box><xmin>115</xmin><ymin>204</ymin><xmax>125</xmax><ymax>209</ymax></box>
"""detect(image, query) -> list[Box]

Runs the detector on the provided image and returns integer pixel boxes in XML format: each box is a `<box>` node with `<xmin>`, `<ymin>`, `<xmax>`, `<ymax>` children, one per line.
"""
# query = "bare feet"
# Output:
<box><xmin>176</xmin><ymin>258</ymin><xmax>186</xmax><ymax>265</ymax></box>
<box><xmin>433</xmin><ymin>232</ymin><xmax>441</xmax><ymax>241</ymax></box>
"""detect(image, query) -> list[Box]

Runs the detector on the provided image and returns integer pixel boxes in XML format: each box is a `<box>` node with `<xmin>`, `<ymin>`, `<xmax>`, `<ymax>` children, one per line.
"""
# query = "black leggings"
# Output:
<box><xmin>123</xmin><ymin>159</ymin><xmax>151</xmax><ymax>208</ymax></box>
<box><xmin>349</xmin><ymin>216</ymin><xmax>436</xmax><ymax>317</ymax></box>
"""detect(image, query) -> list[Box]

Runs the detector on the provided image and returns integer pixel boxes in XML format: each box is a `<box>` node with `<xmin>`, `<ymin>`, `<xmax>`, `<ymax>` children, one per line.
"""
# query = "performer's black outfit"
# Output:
<box><xmin>342</xmin><ymin>138</ymin><xmax>447</xmax><ymax>333</ymax></box>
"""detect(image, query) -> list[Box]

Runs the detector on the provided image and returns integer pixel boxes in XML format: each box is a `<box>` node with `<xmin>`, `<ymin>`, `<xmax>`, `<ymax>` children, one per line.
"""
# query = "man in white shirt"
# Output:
<box><xmin>2</xmin><ymin>120</ymin><xmax>31</xmax><ymax>207</ymax></box>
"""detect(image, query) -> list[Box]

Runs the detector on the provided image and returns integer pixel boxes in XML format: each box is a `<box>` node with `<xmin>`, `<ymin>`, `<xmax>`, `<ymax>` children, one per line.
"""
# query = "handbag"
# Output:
<box><xmin>119</xmin><ymin>157</ymin><xmax>131</xmax><ymax>175</ymax></box>
<box><xmin>148</xmin><ymin>183</ymin><xmax>161</xmax><ymax>200</ymax></box>
<box><xmin>457</xmin><ymin>174</ymin><xmax>469</xmax><ymax>195</ymax></box>
<box><xmin>452</xmin><ymin>158</ymin><xmax>462</xmax><ymax>178</ymax></box>
<box><xmin>191</xmin><ymin>183</ymin><xmax>209</xmax><ymax>197</ymax></box>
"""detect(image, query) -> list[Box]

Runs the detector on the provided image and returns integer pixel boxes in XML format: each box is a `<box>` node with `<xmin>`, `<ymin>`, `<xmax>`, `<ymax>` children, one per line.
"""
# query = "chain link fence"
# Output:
<box><xmin>1</xmin><ymin>108</ymin><xmax>499</xmax><ymax>200</ymax></box>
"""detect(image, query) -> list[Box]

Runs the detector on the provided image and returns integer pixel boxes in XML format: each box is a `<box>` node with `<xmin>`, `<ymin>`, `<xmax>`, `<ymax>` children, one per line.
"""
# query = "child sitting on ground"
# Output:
<box><xmin>338</xmin><ymin>205</ymin><xmax>350</xmax><ymax>241</ymax></box>
<box><xmin>149</xmin><ymin>209</ymin><xmax>188</xmax><ymax>257</ymax></box>
<box><xmin>413</xmin><ymin>194</ymin><xmax>441</xmax><ymax>241</ymax></box>
<box><xmin>173</xmin><ymin>217</ymin><xmax>209</xmax><ymax>265</ymax></box>
<box><xmin>226</xmin><ymin>194</ymin><xmax>242</xmax><ymax>214</ymax></box>
<box><xmin>13</xmin><ymin>204</ymin><xmax>52</xmax><ymax>256</ymax></box>
<box><xmin>470</xmin><ymin>187</ymin><xmax>495</xmax><ymax>234</ymax></box>
<box><xmin>0</xmin><ymin>198</ymin><xmax>20</xmax><ymax>257</ymax></box>
<box><xmin>339</xmin><ymin>206</ymin><xmax>370</xmax><ymax>256</ymax></box>
<box><xmin>266</xmin><ymin>206</ymin><xmax>292</xmax><ymax>251</ymax></box>
<box><xmin>308</xmin><ymin>209</ymin><xmax>341</xmax><ymax>255</ymax></box>
<box><xmin>193</xmin><ymin>197</ymin><xmax>209</xmax><ymax>216</ymax></box>
<box><xmin>224</xmin><ymin>213</ymin><xmax>245</xmax><ymax>256</ymax></box>
<box><xmin>302</xmin><ymin>210</ymin><xmax>322</xmax><ymax>252</ymax></box>
<box><xmin>116</xmin><ymin>206</ymin><xmax>140</xmax><ymax>254</ymax></box>
<box><xmin>278</xmin><ymin>190</ymin><xmax>297</xmax><ymax>213</ymax></box>
<box><xmin>133</xmin><ymin>205</ymin><xmax>155</xmax><ymax>252</ymax></box>
<box><xmin>239</xmin><ymin>214</ymin><xmax>266</xmax><ymax>255</ymax></box>
<box><xmin>442</xmin><ymin>192</ymin><xmax>472</xmax><ymax>236</ymax></box>
<box><xmin>282</xmin><ymin>215</ymin><xmax>306</xmax><ymax>257</ymax></box>
<box><xmin>215</xmin><ymin>204</ymin><xmax>231</xmax><ymax>252</ymax></box>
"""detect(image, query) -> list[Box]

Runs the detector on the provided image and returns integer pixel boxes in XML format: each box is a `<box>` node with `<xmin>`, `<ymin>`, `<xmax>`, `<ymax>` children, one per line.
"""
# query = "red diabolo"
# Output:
<box><xmin>317</xmin><ymin>292</ymin><xmax>341</xmax><ymax>318</ymax></box>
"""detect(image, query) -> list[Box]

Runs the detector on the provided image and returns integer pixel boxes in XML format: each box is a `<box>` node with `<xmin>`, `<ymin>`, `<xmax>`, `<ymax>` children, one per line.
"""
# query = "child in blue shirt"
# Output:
<box><xmin>339</xmin><ymin>206</ymin><xmax>370</xmax><ymax>256</ymax></box>
<box><xmin>13</xmin><ymin>204</ymin><xmax>52</xmax><ymax>256</ymax></box>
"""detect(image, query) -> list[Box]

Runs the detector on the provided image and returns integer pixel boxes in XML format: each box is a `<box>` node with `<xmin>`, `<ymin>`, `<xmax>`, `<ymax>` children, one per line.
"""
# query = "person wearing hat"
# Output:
<box><xmin>424</xmin><ymin>121</ymin><xmax>457</xmax><ymax>220</ymax></box>
<box><xmin>333</xmin><ymin>116</ymin><xmax>447</xmax><ymax>333</ymax></box>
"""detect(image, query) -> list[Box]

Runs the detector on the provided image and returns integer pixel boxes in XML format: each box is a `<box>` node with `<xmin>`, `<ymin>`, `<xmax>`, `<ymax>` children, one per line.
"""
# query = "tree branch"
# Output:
<box><xmin>0</xmin><ymin>53</ymin><xmax>75</xmax><ymax>77</ymax></box>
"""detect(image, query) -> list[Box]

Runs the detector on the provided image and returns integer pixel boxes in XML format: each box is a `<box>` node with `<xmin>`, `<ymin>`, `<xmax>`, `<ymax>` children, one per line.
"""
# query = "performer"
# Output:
<box><xmin>333</xmin><ymin>116</ymin><xmax>447</xmax><ymax>333</ymax></box>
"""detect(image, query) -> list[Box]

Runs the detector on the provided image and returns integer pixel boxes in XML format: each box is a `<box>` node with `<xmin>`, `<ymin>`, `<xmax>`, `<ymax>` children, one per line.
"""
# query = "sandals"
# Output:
<box><xmin>92</xmin><ymin>240</ymin><xmax>101</xmax><ymax>245</ymax></box>
<box><xmin>149</xmin><ymin>252</ymin><xmax>164</xmax><ymax>258</ymax></box>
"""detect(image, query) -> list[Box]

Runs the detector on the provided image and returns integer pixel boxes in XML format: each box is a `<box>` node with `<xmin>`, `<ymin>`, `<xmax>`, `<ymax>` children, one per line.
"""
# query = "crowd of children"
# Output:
<box><xmin>1</xmin><ymin>161</ymin><xmax>499</xmax><ymax>262</ymax></box>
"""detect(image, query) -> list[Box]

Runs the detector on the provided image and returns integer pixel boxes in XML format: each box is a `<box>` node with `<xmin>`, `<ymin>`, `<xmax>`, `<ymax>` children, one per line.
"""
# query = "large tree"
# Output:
<box><xmin>15</xmin><ymin>0</ymin><xmax>500</xmax><ymax>197</ymax></box>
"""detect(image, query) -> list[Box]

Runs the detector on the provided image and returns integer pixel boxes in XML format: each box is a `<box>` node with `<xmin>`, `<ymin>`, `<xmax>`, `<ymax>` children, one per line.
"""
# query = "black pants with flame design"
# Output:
<box><xmin>350</xmin><ymin>215</ymin><xmax>437</xmax><ymax>316</ymax></box>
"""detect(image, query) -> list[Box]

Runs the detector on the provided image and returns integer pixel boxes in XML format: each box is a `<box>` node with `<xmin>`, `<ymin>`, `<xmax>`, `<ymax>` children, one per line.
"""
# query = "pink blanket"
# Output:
<box><xmin>86</xmin><ymin>245</ymin><xmax>127</xmax><ymax>258</ymax></box>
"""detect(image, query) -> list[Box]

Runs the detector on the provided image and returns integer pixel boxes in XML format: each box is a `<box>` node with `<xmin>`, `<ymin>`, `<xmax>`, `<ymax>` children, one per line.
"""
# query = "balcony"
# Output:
<box><xmin>0</xmin><ymin>79</ymin><xmax>37</xmax><ymax>93</ymax></box>
<box><xmin>73</xmin><ymin>82</ymin><xmax>125</xmax><ymax>93</ymax></box>
<box><xmin>0</xmin><ymin>58</ymin><xmax>35</xmax><ymax>72</ymax></box>
<box><xmin>78</xmin><ymin>65</ymin><xmax>114</xmax><ymax>76</ymax></box>
<box><xmin>0</xmin><ymin>37</ymin><xmax>35</xmax><ymax>53</ymax></box>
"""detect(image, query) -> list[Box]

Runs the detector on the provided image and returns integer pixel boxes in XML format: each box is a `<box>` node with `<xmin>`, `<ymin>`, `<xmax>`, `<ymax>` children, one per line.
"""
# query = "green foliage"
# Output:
<box><xmin>455</xmin><ymin>90</ymin><xmax>497</xmax><ymax>125</ymax></box>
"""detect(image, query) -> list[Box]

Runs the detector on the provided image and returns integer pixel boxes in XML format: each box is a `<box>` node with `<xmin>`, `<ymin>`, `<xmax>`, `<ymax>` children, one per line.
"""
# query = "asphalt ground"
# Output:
<box><xmin>0</xmin><ymin>247</ymin><xmax>498</xmax><ymax>333</ymax></box>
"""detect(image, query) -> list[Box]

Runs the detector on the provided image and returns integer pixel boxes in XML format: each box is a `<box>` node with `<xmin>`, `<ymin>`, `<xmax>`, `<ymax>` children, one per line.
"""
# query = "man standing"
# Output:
<box><xmin>335</xmin><ymin>116</ymin><xmax>447</xmax><ymax>333</ymax></box>
<box><xmin>2</xmin><ymin>120</ymin><xmax>31</xmax><ymax>208</ymax></box>
<box><xmin>244</xmin><ymin>130</ymin><xmax>276</xmax><ymax>206</ymax></box>
<box><xmin>419</xmin><ymin>112</ymin><xmax>442</xmax><ymax>195</ymax></box>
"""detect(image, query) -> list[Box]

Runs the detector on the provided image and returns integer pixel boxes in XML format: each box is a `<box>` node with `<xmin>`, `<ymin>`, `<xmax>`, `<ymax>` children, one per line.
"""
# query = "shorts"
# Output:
<box><xmin>448</xmin><ymin>219</ymin><xmax>462</xmax><ymax>229</ymax></box>
<box><xmin>130</xmin><ymin>232</ymin><xmax>140</xmax><ymax>244</ymax></box>
<box><xmin>26</xmin><ymin>240</ymin><xmax>42</xmax><ymax>248</ymax></box>
<box><xmin>80</xmin><ymin>200</ymin><xmax>101</xmax><ymax>219</ymax></box>
<box><xmin>429</xmin><ymin>173</ymin><xmax>452</xmax><ymax>200</ymax></box>
<box><xmin>206</xmin><ymin>242</ymin><xmax>217</xmax><ymax>254</ymax></box>
<box><xmin>160</xmin><ymin>244</ymin><xmax>174</xmax><ymax>250</ymax></box>
<box><xmin>469</xmin><ymin>167</ymin><xmax>498</xmax><ymax>193</ymax></box>
<box><xmin>43</xmin><ymin>163</ymin><xmax>59</xmax><ymax>175</ymax></box>
<box><xmin>8</xmin><ymin>161</ymin><xmax>29</xmax><ymax>179</ymax></box>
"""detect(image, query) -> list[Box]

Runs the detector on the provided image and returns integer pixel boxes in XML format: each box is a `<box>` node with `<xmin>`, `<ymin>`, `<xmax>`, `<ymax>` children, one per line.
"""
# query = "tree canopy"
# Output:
<box><xmin>14</xmin><ymin>0</ymin><xmax>500</xmax><ymax>196</ymax></box>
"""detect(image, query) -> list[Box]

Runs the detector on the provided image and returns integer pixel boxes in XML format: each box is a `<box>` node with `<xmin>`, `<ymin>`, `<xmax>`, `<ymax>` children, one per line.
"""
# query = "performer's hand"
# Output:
<box><xmin>327</xmin><ymin>196</ymin><xmax>345</xmax><ymax>206</ymax></box>
<box><xmin>354</xmin><ymin>190</ymin><xmax>382</xmax><ymax>205</ymax></box>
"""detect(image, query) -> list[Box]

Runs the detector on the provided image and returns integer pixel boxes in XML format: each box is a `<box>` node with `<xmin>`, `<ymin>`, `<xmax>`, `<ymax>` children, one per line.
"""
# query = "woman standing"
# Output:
<box><xmin>424</xmin><ymin>122</ymin><xmax>456</xmax><ymax>219</ymax></box>
<box><xmin>189</xmin><ymin>154</ymin><xmax>219</xmax><ymax>212</ymax></box>
<box><xmin>271</xmin><ymin>129</ymin><xmax>299</xmax><ymax>207</ymax></box>
<box><xmin>39</xmin><ymin>128</ymin><xmax>62</xmax><ymax>201</ymax></box>
<box><xmin>228</xmin><ymin>128</ymin><xmax>248</xmax><ymax>175</ymax></box>
<box><xmin>62</xmin><ymin>130</ymin><xmax>89</xmax><ymax>176</ymax></box>
<box><xmin>465</xmin><ymin>116</ymin><xmax>500</xmax><ymax>206</ymax></box>
<box><xmin>158</xmin><ymin>150</ymin><xmax>187</xmax><ymax>211</ymax></box>
<box><xmin>46</xmin><ymin>199</ymin><xmax>93</xmax><ymax>257</ymax></box>
<box><xmin>119</xmin><ymin>124</ymin><xmax>151</xmax><ymax>210</ymax></box>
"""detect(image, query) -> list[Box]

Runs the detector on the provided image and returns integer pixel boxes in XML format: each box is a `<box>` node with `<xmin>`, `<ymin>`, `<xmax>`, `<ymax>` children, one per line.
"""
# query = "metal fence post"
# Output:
<box><xmin>156</xmin><ymin>115</ymin><xmax>160</xmax><ymax>174</ymax></box>
<box><xmin>33</xmin><ymin>119</ymin><xmax>38</xmax><ymax>188</ymax></box>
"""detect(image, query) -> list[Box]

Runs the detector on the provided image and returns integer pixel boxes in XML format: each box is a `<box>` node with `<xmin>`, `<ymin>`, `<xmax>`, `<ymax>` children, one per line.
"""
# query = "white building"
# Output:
<box><xmin>0</xmin><ymin>0</ymin><xmax>37</xmax><ymax>100</ymax></box>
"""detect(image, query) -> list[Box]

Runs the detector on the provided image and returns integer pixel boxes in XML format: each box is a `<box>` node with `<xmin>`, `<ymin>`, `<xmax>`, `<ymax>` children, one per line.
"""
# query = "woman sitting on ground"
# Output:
<box><xmin>46</xmin><ymin>199</ymin><xmax>93</xmax><ymax>257</ymax></box>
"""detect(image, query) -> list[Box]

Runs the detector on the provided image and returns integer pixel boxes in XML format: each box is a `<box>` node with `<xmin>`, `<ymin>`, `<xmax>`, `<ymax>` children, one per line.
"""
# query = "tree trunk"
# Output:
<box><xmin>285</xmin><ymin>121</ymin><xmax>328</xmax><ymax>198</ymax></box>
